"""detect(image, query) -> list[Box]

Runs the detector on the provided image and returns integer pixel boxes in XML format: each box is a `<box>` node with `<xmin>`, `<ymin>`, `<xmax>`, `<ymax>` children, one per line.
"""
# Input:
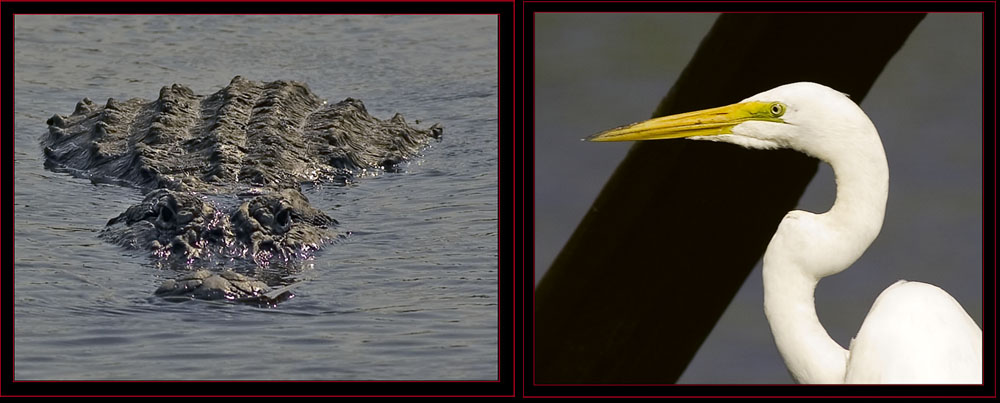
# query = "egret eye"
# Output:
<box><xmin>770</xmin><ymin>102</ymin><xmax>786</xmax><ymax>117</ymax></box>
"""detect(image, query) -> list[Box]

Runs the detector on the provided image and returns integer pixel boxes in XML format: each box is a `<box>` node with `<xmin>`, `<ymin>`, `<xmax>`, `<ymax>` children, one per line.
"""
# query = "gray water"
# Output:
<box><xmin>535</xmin><ymin>14</ymin><xmax>983</xmax><ymax>383</ymax></box>
<box><xmin>14</xmin><ymin>15</ymin><xmax>498</xmax><ymax>380</ymax></box>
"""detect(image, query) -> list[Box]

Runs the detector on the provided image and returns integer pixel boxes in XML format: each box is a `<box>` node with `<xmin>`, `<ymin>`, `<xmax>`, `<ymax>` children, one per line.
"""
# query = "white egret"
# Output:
<box><xmin>587</xmin><ymin>82</ymin><xmax>982</xmax><ymax>384</ymax></box>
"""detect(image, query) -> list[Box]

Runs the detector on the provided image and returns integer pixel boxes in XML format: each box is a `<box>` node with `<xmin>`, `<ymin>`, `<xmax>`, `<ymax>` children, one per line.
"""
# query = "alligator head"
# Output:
<box><xmin>99</xmin><ymin>187</ymin><xmax>341</xmax><ymax>303</ymax></box>
<box><xmin>102</xmin><ymin>188</ymin><xmax>338</xmax><ymax>262</ymax></box>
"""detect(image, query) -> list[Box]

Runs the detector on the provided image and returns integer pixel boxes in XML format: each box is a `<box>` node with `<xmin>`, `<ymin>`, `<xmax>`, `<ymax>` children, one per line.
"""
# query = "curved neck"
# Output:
<box><xmin>762</xmin><ymin>268</ymin><xmax>846</xmax><ymax>383</ymax></box>
<box><xmin>826</xmin><ymin>136</ymin><xmax>889</xmax><ymax>241</ymax></box>
<box><xmin>763</xmin><ymin>123</ymin><xmax>889</xmax><ymax>384</ymax></box>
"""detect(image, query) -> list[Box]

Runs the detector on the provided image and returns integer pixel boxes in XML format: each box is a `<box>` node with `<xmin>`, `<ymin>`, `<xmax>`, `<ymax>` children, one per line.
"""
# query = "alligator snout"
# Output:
<box><xmin>103</xmin><ymin>188</ymin><xmax>338</xmax><ymax>266</ymax></box>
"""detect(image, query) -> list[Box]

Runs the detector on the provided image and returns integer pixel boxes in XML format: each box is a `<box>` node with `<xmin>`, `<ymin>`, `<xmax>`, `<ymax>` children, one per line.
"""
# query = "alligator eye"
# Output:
<box><xmin>275</xmin><ymin>208</ymin><xmax>292</xmax><ymax>228</ymax></box>
<box><xmin>158</xmin><ymin>204</ymin><xmax>175</xmax><ymax>224</ymax></box>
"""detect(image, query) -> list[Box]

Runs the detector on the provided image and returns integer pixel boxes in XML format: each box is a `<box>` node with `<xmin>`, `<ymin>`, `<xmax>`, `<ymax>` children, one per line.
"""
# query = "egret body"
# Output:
<box><xmin>588</xmin><ymin>82</ymin><xmax>982</xmax><ymax>384</ymax></box>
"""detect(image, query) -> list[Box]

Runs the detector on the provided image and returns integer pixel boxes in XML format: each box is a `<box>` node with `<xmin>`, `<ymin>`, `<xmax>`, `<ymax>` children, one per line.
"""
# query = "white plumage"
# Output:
<box><xmin>589</xmin><ymin>82</ymin><xmax>982</xmax><ymax>384</ymax></box>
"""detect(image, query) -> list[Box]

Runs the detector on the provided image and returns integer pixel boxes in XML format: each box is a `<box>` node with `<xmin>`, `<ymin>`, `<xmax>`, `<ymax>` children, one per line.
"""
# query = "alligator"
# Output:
<box><xmin>42</xmin><ymin>76</ymin><xmax>442</xmax><ymax>304</ymax></box>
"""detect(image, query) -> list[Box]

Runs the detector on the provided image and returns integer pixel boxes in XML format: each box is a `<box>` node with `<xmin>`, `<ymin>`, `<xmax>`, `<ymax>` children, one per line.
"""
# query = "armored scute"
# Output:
<box><xmin>43</xmin><ymin>76</ymin><xmax>442</xmax><ymax>304</ymax></box>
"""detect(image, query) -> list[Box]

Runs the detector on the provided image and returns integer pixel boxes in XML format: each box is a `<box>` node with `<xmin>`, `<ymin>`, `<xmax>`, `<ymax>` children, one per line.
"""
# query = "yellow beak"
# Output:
<box><xmin>586</xmin><ymin>101</ymin><xmax>784</xmax><ymax>142</ymax></box>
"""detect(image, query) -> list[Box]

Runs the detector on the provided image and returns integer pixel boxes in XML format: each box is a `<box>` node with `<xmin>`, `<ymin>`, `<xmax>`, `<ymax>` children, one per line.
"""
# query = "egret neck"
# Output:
<box><xmin>762</xmin><ymin>115</ymin><xmax>889</xmax><ymax>384</ymax></box>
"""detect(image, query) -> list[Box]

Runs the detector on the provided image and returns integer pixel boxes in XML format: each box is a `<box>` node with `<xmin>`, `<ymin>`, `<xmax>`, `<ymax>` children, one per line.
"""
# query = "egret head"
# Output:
<box><xmin>587</xmin><ymin>82</ymin><xmax>877</xmax><ymax>162</ymax></box>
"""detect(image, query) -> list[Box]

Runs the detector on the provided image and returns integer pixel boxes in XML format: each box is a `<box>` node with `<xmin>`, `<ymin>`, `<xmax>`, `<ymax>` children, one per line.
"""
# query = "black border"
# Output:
<box><xmin>523</xmin><ymin>1</ymin><xmax>996</xmax><ymax>398</ymax></box>
<box><xmin>2</xmin><ymin>0</ymin><xmax>514</xmax><ymax>397</ymax></box>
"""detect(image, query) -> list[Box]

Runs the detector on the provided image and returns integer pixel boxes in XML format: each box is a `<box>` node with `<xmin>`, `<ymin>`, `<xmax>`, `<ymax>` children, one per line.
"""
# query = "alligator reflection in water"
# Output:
<box><xmin>42</xmin><ymin>76</ymin><xmax>442</xmax><ymax>304</ymax></box>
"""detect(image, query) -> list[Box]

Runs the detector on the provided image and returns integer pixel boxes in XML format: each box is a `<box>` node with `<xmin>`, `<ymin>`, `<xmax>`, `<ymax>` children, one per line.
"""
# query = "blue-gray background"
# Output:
<box><xmin>14</xmin><ymin>15</ymin><xmax>498</xmax><ymax>380</ymax></box>
<box><xmin>534</xmin><ymin>13</ymin><xmax>983</xmax><ymax>383</ymax></box>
